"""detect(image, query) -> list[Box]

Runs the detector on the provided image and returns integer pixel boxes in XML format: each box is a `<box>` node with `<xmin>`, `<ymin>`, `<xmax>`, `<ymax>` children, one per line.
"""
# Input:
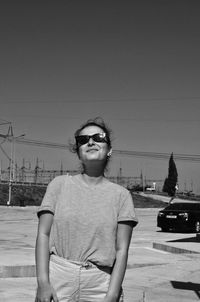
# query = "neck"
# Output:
<box><xmin>82</xmin><ymin>161</ymin><xmax>105</xmax><ymax>178</ymax></box>
<box><xmin>81</xmin><ymin>172</ymin><xmax>104</xmax><ymax>186</ymax></box>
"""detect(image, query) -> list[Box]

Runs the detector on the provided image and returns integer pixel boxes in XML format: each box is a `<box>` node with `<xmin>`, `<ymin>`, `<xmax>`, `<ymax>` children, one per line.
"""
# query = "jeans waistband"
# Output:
<box><xmin>50</xmin><ymin>254</ymin><xmax>112</xmax><ymax>274</ymax></box>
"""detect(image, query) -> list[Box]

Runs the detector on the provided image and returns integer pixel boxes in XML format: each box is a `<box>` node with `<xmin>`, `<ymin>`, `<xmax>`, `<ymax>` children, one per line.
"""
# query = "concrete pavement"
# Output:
<box><xmin>0</xmin><ymin>206</ymin><xmax>200</xmax><ymax>301</ymax></box>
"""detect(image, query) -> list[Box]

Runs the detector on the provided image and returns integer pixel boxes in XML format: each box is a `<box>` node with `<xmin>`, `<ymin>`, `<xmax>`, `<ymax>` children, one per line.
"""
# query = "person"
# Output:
<box><xmin>35</xmin><ymin>117</ymin><xmax>138</xmax><ymax>302</ymax></box>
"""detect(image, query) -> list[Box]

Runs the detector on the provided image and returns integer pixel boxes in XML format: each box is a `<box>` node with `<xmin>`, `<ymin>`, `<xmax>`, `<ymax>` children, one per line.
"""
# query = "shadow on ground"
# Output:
<box><xmin>171</xmin><ymin>281</ymin><xmax>200</xmax><ymax>299</ymax></box>
<box><xmin>168</xmin><ymin>236</ymin><xmax>198</xmax><ymax>243</ymax></box>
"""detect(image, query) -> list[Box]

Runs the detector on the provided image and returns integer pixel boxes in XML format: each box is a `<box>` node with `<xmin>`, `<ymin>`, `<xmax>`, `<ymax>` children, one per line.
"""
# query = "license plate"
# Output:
<box><xmin>166</xmin><ymin>215</ymin><xmax>177</xmax><ymax>219</ymax></box>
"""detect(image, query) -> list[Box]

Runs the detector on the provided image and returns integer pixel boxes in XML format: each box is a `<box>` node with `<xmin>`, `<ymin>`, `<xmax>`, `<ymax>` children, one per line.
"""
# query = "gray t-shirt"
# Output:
<box><xmin>37</xmin><ymin>174</ymin><xmax>138</xmax><ymax>267</ymax></box>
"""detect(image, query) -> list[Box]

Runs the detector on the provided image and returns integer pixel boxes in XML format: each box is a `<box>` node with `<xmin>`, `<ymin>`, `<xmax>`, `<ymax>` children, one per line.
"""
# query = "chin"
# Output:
<box><xmin>85</xmin><ymin>157</ymin><xmax>105</xmax><ymax>163</ymax></box>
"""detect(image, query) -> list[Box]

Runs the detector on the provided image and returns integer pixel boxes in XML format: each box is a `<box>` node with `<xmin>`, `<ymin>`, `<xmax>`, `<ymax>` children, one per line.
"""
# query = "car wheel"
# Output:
<box><xmin>195</xmin><ymin>221</ymin><xmax>200</xmax><ymax>233</ymax></box>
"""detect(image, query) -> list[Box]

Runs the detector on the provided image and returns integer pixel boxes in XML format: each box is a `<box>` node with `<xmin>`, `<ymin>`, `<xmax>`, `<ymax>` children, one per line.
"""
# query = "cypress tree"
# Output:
<box><xmin>163</xmin><ymin>153</ymin><xmax>178</xmax><ymax>196</ymax></box>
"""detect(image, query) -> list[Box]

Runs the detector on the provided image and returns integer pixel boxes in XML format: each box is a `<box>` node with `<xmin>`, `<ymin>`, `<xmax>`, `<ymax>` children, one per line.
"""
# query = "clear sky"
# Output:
<box><xmin>0</xmin><ymin>1</ymin><xmax>200</xmax><ymax>193</ymax></box>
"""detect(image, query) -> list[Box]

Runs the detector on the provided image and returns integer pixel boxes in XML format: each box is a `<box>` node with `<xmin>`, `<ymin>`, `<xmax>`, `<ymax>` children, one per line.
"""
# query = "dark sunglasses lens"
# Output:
<box><xmin>93</xmin><ymin>133</ymin><xmax>106</xmax><ymax>142</ymax></box>
<box><xmin>76</xmin><ymin>136</ymin><xmax>89</xmax><ymax>145</ymax></box>
<box><xmin>76</xmin><ymin>133</ymin><xmax>107</xmax><ymax>146</ymax></box>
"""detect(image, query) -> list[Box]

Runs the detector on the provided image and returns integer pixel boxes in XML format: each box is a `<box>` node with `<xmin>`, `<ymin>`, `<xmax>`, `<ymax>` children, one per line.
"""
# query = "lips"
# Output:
<box><xmin>86</xmin><ymin>148</ymin><xmax>99</xmax><ymax>152</ymax></box>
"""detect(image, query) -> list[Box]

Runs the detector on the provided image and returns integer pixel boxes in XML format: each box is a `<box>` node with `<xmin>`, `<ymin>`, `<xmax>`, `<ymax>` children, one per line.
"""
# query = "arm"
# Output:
<box><xmin>105</xmin><ymin>222</ymin><xmax>133</xmax><ymax>302</ymax></box>
<box><xmin>35</xmin><ymin>212</ymin><xmax>58</xmax><ymax>302</ymax></box>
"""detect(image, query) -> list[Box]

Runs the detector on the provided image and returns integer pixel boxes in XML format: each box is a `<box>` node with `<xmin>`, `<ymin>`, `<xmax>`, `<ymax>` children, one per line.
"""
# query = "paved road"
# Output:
<box><xmin>124</xmin><ymin>208</ymin><xmax>200</xmax><ymax>301</ymax></box>
<box><xmin>1</xmin><ymin>206</ymin><xmax>200</xmax><ymax>301</ymax></box>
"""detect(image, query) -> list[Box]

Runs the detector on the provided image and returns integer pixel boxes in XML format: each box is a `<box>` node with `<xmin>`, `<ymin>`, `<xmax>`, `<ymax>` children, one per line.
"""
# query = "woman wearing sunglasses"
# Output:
<box><xmin>35</xmin><ymin>117</ymin><xmax>138</xmax><ymax>302</ymax></box>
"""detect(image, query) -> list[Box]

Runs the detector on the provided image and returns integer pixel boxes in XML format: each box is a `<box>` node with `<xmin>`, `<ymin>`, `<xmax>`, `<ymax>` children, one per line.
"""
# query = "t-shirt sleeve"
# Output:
<box><xmin>118</xmin><ymin>190</ymin><xmax>138</xmax><ymax>226</ymax></box>
<box><xmin>37</xmin><ymin>176</ymin><xmax>62</xmax><ymax>217</ymax></box>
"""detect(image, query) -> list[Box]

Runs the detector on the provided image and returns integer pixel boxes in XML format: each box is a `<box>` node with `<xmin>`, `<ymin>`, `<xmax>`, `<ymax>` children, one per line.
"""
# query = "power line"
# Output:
<box><xmin>1</xmin><ymin>114</ymin><xmax>200</xmax><ymax>123</ymax></box>
<box><xmin>113</xmin><ymin>150</ymin><xmax>200</xmax><ymax>162</ymax></box>
<box><xmin>15</xmin><ymin>138</ymin><xmax>68</xmax><ymax>149</ymax></box>
<box><xmin>1</xmin><ymin>96</ymin><xmax>200</xmax><ymax>104</ymax></box>
<box><xmin>12</xmin><ymin>137</ymin><xmax>200</xmax><ymax>163</ymax></box>
<box><xmin>0</xmin><ymin>119</ymin><xmax>11</xmax><ymax>126</ymax></box>
<box><xmin>1</xmin><ymin>126</ymin><xmax>200</xmax><ymax>163</ymax></box>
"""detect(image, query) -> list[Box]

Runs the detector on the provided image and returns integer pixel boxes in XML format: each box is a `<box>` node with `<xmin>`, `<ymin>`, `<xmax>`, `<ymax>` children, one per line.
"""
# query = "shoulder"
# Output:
<box><xmin>48</xmin><ymin>174</ymin><xmax>72</xmax><ymax>188</ymax></box>
<box><xmin>105</xmin><ymin>179</ymin><xmax>131</xmax><ymax>197</ymax></box>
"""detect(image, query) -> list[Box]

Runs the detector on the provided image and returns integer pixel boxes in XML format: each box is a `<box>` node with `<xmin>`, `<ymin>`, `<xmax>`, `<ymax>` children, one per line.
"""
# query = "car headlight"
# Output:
<box><xmin>158</xmin><ymin>212</ymin><xmax>165</xmax><ymax>217</ymax></box>
<box><xmin>179</xmin><ymin>212</ymin><xmax>189</xmax><ymax>220</ymax></box>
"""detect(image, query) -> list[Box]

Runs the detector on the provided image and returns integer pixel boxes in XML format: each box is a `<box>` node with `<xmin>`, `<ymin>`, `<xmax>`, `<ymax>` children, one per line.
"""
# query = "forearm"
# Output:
<box><xmin>106</xmin><ymin>249</ymin><xmax>128</xmax><ymax>300</ymax></box>
<box><xmin>35</xmin><ymin>233</ymin><xmax>50</xmax><ymax>285</ymax></box>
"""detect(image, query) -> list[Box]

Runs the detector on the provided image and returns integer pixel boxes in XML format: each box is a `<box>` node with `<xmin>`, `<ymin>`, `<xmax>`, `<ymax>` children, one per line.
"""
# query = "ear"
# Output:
<box><xmin>107</xmin><ymin>148</ymin><xmax>112</xmax><ymax>157</ymax></box>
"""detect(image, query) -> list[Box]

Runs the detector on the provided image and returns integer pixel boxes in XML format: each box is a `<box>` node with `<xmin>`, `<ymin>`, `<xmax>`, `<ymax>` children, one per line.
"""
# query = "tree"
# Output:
<box><xmin>163</xmin><ymin>153</ymin><xmax>178</xmax><ymax>197</ymax></box>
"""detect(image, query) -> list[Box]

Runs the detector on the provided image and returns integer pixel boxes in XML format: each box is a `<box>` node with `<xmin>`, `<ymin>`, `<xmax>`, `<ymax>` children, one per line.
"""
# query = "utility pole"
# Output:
<box><xmin>7</xmin><ymin>137</ymin><xmax>14</xmax><ymax>206</ymax></box>
<box><xmin>117</xmin><ymin>160</ymin><xmax>122</xmax><ymax>185</ymax></box>
<box><xmin>191</xmin><ymin>179</ymin><xmax>193</xmax><ymax>192</ymax></box>
<box><xmin>140</xmin><ymin>170</ymin><xmax>144</xmax><ymax>192</ymax></box>
<box><xmin>6</xmin><ymin>126</ymin><xmax>25</xmax><ymax>206</ymax></box>
<box><xmin>60</xmin><ymin>161</ymin><xmax>63</xmax><ymax>175</ymax></box>
<box><xmin>34</xmin><ymin>157</ymin><xmax>39</xmax><ymax>184</ymax></box>
<box><xmin>0</xmin><ymin>160</ymin><xmax>2</xmax><ymax>181</ymax></box>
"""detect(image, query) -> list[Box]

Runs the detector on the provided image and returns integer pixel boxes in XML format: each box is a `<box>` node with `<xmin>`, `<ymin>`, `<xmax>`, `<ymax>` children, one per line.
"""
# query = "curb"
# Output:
<box><xmin>0</xmin><ymin>265</ymin><xmax>36</xmax><ymax>278</ymax></box>
<box><xmin>153</xmin><ymin>242</ymin><xmax>200</xmax><ymax>254</ymax></box>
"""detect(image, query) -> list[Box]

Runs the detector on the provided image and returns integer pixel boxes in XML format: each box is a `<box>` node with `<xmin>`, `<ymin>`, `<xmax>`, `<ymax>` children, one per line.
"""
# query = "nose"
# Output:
<box><xmin>88</xmin><ymin>137</ymin><xmax>95</xmax><ymax>145</ymax></box>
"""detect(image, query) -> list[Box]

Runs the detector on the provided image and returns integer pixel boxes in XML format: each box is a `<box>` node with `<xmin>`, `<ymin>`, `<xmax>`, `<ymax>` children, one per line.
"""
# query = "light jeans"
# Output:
<box><xmin>50</xmin><ymin>254</ymin><xmax>123</xmax><ymax>302</ymax></box>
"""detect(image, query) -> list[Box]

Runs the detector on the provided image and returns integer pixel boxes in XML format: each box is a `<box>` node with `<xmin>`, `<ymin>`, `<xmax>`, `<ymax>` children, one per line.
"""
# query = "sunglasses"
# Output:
<box><xmin>75</xmin><ymin>132</ymin><xmax>108</xmax><ymax>146</ymax></box>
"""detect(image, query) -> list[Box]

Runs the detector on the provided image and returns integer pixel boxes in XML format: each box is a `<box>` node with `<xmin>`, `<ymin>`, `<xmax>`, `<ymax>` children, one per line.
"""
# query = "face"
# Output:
<box><xmin>77</xmin><ymin>125</ymin><xmax>111</xmax><ymax>165</ymax></box>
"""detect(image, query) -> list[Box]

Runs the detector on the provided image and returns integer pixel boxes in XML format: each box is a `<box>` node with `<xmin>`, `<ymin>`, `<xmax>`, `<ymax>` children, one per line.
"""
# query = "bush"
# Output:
<box><xmin>0</xmin><ymin>184</ymin><xmax>46</xmax><ymax>206</ymax></box>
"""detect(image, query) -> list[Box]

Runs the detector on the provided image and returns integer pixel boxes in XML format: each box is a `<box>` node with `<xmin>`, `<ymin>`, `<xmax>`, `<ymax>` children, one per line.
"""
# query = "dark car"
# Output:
<box><xmin>157</xmin><ymin>202</ymin><xmax>200</xmax><ymax>232</ymax></box>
